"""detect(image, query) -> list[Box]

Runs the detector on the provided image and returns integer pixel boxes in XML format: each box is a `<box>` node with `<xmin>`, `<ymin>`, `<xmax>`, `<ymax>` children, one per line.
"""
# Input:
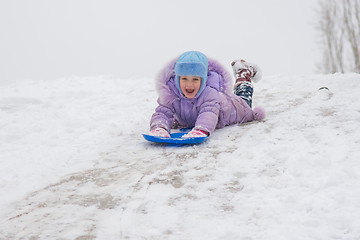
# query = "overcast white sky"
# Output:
<box><xmin>0</xmin><ymin>0</ymin><xmax>319</xmax><ymax>84</ymax></box>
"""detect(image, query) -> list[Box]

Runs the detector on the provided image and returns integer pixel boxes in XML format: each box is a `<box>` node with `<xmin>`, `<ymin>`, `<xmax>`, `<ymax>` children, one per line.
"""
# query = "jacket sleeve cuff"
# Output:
<box><xmin>194</xmin><ymin>125</ymin><xmax>212</xmax><ymax>135</ymax></box>
<box><xmin>150</xmin><ymin>122</ymin><xmax>170</xmax><ymax>132</ymax></box>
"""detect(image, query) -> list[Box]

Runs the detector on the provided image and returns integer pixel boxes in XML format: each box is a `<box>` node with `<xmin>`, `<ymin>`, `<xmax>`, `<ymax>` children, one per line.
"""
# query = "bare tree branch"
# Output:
<box><xmin>316</xmin><ymin>0</ymin><xmax>360</xmax><ymax>73</ymax></box>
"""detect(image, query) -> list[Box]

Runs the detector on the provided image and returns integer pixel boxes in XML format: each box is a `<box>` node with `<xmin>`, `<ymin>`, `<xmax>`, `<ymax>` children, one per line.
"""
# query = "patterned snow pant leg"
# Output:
<box><xmin>234</xmin><ymin>82</ymin><xmax>253</xmax><ymax>108</ymax></box>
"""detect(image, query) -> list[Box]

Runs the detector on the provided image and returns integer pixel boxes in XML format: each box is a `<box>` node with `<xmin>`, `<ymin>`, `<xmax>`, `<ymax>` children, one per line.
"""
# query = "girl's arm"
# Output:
<box><xmin>150</xmin><ymin>99</ymin><xmax>174</xmax><ymax>132</ymax></box>
<box><xmin>194</xmin><ymin>87</ymin><xmax>220</xmax><ymax>135</ymax></box>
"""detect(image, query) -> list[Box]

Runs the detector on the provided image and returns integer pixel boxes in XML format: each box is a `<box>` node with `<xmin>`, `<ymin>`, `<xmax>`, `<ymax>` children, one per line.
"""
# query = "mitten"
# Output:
<box><xmin>182</xmin><ymin>129</ymin><xmax>208</xmax><ymax>138</ymax></box>
<box><xmin>149</xmin><ymin>127</ymin><xmax>170</xmax><ymax>138</ymax></box>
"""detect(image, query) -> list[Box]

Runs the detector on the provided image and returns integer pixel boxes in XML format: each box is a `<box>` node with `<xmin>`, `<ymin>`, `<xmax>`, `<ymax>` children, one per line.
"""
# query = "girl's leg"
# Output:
<box><xmin>234</xmin><ymin>82</ymin><xmax>253</xmax><ymax>108</ymax></box>
<box><xmin>231</xmin><ymin>59</ymin><xmax>261</xmax><ymax>108</ymax></box>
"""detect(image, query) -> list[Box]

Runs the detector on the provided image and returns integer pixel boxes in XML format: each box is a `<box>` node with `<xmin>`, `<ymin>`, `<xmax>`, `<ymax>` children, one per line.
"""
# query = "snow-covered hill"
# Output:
<box><xmin>0</xmin><ymin>73</ymin><xmax>360</xmax><ymax>239</ymax></box>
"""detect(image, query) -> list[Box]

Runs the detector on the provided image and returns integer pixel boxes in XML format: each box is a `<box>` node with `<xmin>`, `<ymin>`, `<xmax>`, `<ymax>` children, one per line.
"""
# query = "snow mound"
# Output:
<box><xmin>0</xmin><ymin>73</ymin><xmax>360</xmax><ymax>239</ymax></box>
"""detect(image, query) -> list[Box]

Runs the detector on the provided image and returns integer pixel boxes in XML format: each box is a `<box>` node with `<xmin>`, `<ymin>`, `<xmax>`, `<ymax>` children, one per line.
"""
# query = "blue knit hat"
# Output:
<box><xmin>174</xmin><ymin>51</ymin><xmax>208</xmax><ymax>97</ymax></box>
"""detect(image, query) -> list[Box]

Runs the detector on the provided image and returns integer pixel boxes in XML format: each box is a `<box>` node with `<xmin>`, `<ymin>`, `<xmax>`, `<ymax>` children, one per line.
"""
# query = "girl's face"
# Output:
<box><xmin>179</xmin><ymin>76</ymin><xmax>202</xmax><ymax>99</ymax></box>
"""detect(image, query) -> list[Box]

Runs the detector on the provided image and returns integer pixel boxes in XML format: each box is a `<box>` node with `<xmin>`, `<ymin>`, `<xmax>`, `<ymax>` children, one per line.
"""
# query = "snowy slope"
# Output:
<box><xmin>0</xmin><ymin>73</ymin><xmax>360</xmax><ymax>239</ymax></box>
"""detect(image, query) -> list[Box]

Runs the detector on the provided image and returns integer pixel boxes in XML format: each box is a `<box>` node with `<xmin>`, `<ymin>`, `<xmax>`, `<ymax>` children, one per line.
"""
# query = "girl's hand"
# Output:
<box><xmin>149</xmin><ymin>127</ymin><xmax>170</xmax><ymax>138</ymax></box>
<box><xmin>182</xmin><ymin>129</ymin><xmax>208</xmax><ymax>138</ymax></box>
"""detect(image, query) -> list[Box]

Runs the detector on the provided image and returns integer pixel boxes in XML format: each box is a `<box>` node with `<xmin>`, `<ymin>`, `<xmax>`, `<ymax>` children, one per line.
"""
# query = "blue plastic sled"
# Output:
<box><xmin>142</xmin><ymin>132</ymin><xmax>208</xmax><ymax>145</ymax></box>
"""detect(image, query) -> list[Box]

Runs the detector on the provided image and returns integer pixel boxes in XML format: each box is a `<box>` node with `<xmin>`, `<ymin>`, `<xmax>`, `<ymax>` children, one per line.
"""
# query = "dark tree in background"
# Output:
<box><xmin>317</xmin><ymin>0</ymin><xmax>360</xmax><ymax>73</ymax></box>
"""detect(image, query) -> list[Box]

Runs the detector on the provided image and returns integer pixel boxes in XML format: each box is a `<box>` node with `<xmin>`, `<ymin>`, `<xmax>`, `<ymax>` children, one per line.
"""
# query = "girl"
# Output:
<box><xmin>149</xmin><ymin>51</ymin><xmax>265</xmax><ymax>138</ymax></box>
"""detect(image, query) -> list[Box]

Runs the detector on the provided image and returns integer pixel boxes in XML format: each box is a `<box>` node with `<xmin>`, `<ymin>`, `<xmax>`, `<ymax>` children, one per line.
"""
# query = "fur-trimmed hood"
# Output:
<box><xmin>155</xmin><ymin>57</ymin><xmax>234</xmax><ymax>101</ymax></box>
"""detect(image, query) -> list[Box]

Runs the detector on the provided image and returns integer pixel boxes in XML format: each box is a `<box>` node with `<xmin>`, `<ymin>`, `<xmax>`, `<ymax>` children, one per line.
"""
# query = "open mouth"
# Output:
<box><xmin>186</xmin><ymin>89</ymin><xmax>195</xmax><ymax>94</ymax></box>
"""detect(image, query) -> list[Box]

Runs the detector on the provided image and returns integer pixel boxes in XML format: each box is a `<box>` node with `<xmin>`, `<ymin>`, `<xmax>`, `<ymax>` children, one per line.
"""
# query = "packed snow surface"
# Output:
<box><xmin>0</xmin><ymin>73</ymin><xmax>360</xmax><ymax>239</ymax></box>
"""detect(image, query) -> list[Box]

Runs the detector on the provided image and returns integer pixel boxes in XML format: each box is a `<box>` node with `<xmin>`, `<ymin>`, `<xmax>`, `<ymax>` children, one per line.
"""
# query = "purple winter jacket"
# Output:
<box><xmin>150</xmin><ymin>58</ymin><xmax>264</xmax><ymax>135</ymax></box>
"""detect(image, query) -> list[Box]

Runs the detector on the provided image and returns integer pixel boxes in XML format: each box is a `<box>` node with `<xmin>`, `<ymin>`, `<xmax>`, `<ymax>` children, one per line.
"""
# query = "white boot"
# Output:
<box><xmin>231</xmin><ymin>59</ymin><xmax>262</xmax><ymax>88</ymax></box>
